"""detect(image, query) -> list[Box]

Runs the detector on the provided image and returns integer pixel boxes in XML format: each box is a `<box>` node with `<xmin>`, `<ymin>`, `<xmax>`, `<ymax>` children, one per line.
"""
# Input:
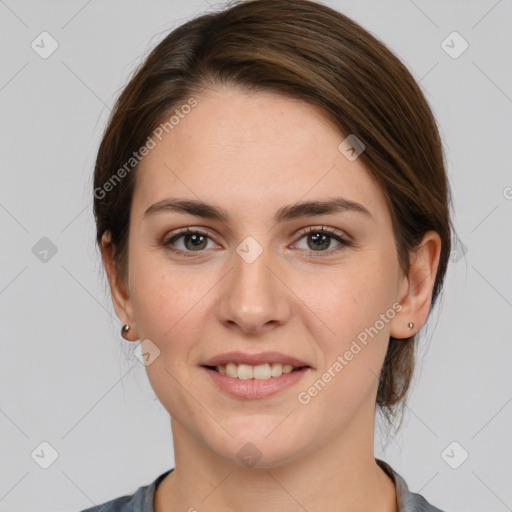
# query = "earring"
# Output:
<box><xmin>408</xmin><ymin>322</ymin><xmax>414</xmax><ymax>329</ymax></box>
<box><xmin>121</xmin><ymin>324</ymin><xmax>130</xmax><ymax>336</ymax></box>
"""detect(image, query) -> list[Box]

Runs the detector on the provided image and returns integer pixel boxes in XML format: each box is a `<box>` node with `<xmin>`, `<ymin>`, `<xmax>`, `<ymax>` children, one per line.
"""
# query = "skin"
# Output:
<box><xmin>101</xmin><ymin>86</ymin><xmax>441</xmax><ymax>512</ymax></box>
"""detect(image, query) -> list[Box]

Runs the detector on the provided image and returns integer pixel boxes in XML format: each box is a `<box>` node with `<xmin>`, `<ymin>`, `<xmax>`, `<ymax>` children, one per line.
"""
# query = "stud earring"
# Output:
<box><xmin>121</xmin><ymin>324</ymin><xmax>130</xmax><ymax>336</ymax></box>
<box><xmin>408</xmin><ymin>322</ymin><xmax>414</xmax><ymax>329</ymax></box>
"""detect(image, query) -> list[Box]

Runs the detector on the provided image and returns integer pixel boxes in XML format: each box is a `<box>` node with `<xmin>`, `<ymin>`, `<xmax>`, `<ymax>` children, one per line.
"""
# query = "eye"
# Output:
<box><xmin>161</xmin><ymin>225</ymin><xmax>352</xmax><ymax>259</ymax></box>
<box><xmin>161</xmin><ymin>227</ymin><xmax>218</xmax><ymax>257</ymax></box>
<box><xmin>293</xmin><ymin>226</ymin><xmax>351</xmax><ymax>254</ymax></box>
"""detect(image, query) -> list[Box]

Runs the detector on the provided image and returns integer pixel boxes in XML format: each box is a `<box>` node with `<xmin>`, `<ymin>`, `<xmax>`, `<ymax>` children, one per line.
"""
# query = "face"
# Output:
<box><xmin>117</xmin><ymin>87</ymin><xmax>410</xmax><ymax>468</ymax></box>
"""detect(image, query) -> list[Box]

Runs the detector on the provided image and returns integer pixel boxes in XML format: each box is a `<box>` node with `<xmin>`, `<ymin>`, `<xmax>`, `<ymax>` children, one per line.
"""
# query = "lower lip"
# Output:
<box><xmin>202</xmin><ymin>366</ymin><xmax>310</xmax><ymax>399</ymax></box>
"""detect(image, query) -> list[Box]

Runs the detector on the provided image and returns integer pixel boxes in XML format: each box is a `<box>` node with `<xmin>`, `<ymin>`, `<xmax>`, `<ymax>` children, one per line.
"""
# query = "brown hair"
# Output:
<box><xmin>93</xmin><ymin>0</ymin><xmax>452</xmax><ymax>431</ymax></box>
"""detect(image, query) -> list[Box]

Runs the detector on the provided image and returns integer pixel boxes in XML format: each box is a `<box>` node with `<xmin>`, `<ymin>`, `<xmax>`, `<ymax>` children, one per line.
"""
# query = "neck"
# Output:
<box><xmin>155</xmin><ymin>403</ymin><xmax>397</xmax><ymax>512</ymax></box>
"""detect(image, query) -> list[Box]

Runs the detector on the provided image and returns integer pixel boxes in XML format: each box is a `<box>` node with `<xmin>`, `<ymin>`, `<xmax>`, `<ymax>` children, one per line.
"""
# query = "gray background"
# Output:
<box><xmin>1</xmin><ymin>0</ymin><xmax>511</xmax><ymax>511</ymax></box>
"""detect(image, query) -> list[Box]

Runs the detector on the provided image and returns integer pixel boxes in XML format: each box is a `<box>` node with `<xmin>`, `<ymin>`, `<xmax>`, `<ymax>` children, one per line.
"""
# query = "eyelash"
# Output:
<box><xmin>161</xmin><ymin>226</ymin><xmax>352</xmax><ymax>259</ymax></box>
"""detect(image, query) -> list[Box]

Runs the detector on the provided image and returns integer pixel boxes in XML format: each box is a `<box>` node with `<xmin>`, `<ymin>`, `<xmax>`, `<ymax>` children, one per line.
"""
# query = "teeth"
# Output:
<box><xmin>225</xmin><ymin>363</ymin><xmax>238</xmax><ymax>378</ymax></box>
<box><xmin>254</xmin><ymin>363</ymin><xmax>271</xmax><ymax>380</ymax></box>
<box><xmin>216</xmin><ymin>362</ymin><xmax>298</xmax><ymax>380</ymax></box>
<box><xmin>237</xmin><ymin>364</ymin><xmax>253</xmax><ymax>380</ymax></box>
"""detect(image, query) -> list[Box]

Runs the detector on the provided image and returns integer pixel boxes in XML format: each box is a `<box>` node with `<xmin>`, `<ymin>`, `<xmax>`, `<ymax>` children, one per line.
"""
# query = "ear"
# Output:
<box><xmin>100</xmin><ymin>231</ymin><xmax>139</xmax><ymax>341</ymax></box>
<box><xmin>390</xmin><ymin>230</ymin><xmax>442</xmax><ymax>340</ymax></box>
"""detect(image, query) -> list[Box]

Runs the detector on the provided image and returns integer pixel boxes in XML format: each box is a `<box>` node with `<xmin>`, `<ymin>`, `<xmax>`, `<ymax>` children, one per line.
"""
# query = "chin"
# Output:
<box><xmin>207</xmin><ymin>428</ymin><xmax>309</xmax><ymax>470</ymax></box>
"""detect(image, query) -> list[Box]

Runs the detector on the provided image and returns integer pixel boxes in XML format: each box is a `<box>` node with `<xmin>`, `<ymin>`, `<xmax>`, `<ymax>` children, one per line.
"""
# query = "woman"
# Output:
<box><xmin>86</xmin><ymin>0</ymin><xmax>451</xmax><ymax>510</ymax></box>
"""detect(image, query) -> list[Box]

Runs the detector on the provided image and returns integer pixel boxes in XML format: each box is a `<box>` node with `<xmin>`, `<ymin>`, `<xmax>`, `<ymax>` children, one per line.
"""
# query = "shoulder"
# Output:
<box><xmin>80</xmin><ymin>470</ymin><xmax>173</xmax><ymax>512</ymax></box>
<box><xmin>376</xmin><ymin>459</ymin><xmax>446</xmax><ymax>512</ymax></box>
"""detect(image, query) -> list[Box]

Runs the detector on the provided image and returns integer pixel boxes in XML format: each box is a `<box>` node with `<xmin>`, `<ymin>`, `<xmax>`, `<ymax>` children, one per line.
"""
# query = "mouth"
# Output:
<box><xmin>202</xmin><ymin>362</ymin><xmax>308</xmax><ymax>380</ymax></box>
<box><xmin>200</xmin><ymin>362</ymin><xmax>311</xmax><ymax>400</ymax></box>
<box><xmin>199</xmin><ymin>351</ymin><xmax>312</xmax><ymax>399</ymax></box>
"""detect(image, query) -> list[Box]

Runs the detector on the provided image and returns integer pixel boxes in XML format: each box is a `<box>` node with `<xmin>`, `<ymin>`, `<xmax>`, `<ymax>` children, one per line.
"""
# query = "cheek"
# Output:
<box><xmin>128</xmin><ymin>264</ymin><xmax>212</xmax><ymax>421</ymax></box>
<box><xmin>293</xmin><ymin>254</ymin><xmax>400</xmax><ymax>415</ymax></box>
<box><xmin>294</xmin><ymin>253</ymin><xmax>399</xmax><ymax>343</ymax></box>
<box><xmin>292</xmin><ymin>259</ymin><xmax>399</xmax><ymax>427</ymax></box>
<box><xmin>130</xmin><ymin>265</ymin><xmax>205</xmax><ymax>347</ymax></box>
<box><xmin>128</xmin><ymin>253</ymin><xmax>226</xmax><ymax>392</ymax></box>
<box><xmin>128</xmin><ymin>236</ymin><xmax>200</xmax><ymax>331</ymax></box>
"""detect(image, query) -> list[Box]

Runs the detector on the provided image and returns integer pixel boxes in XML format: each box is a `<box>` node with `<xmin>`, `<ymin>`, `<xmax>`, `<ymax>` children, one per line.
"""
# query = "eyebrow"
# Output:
<box><xmin>143</xmin><ymin>197</ymin><xmax>372</xmax><ymax>223</ymax></box>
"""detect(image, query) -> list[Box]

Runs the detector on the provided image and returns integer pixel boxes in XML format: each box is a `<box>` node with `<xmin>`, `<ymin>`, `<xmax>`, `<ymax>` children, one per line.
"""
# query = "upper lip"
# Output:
<box><xmin>201</xmin><ymin>351</ymin><xmax>311</xmax><ymax>368</ymax></box>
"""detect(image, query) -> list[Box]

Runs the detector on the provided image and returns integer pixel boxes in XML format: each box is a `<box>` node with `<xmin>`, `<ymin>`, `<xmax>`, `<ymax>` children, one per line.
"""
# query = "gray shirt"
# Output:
<box><xmin>81</xmin><ymin>458</ymin><xmax>445</xmax><ymax>512</ymax></box>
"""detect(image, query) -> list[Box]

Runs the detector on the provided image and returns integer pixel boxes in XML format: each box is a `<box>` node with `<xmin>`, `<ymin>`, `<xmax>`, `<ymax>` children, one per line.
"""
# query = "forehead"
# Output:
<box><xmin>132</xmin><ymin>87</ymin><xmax>388</xmax><ymax>223</ymax></box>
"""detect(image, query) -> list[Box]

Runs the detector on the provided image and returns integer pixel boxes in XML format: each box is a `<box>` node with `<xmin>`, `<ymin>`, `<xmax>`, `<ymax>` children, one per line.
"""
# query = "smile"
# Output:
<box><xmin>210</xmin><ymin>362</ymin><xmax>305</xmax><ymax>380</ymax></box>
<box><xmin>201</xmin><ymin>364</ymin><xmax>311</xmax><ymax>399</ymax></box>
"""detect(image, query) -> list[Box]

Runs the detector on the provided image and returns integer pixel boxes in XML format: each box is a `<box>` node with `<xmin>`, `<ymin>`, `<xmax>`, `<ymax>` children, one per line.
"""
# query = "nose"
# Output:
<box><xmin>216</xmin><ymin>241</ymin><xmax>293</xmax><ymax>335</ymax></box>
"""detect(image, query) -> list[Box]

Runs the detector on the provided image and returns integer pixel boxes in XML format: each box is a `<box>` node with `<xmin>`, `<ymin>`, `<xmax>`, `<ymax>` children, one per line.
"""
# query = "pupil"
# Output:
<box><xmin>186</xmin><ymin>234</ymin><xmax>206</xmax><ymax>250</ymax></box>
<box><xmin>309</xmin><ymin>232</ymin><xmax>329</xmax><ymax>250</ymax></box>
